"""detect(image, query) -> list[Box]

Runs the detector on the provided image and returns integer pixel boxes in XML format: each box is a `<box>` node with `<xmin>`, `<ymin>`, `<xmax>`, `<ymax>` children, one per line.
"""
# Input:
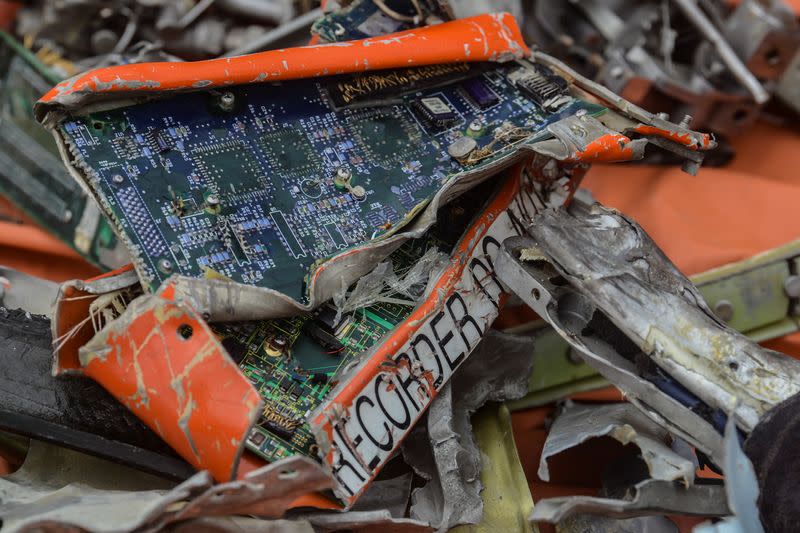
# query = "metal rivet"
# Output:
<box><xmin>351</xmin><ymin>185</ymin><xmax>366</xmax><ymax>200</ymax></box>
<box><xmin>784</xmin><ymin>275</ymin><xmax>800</xmax><ymax>298</ymax></box>
<box><xmin>714</xmin><ymin>300</ymin><xmax>735</xmax><ymax>322</ymax></box>
<box><xmin>567</xmin><ymin>349</ymin><xmax>584</xmax><ymax>365</ymax></box>
<box><xmin>159</xmin><ymin>258</ymin><xmax>174</xmax><ymax>273</ymax></box>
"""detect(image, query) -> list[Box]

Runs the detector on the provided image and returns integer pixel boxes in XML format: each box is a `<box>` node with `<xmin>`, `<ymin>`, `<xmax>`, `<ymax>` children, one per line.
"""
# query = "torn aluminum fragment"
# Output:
<box><xmin>496</xmin><ymin>235</ymin><xmax>725</xmax><ymax>463</ymax></box>
<box><xmin>0</xmin><ymin>266</ymin><xmax>58</xmax><ymax>317</ymax></box>
<box><xmin>530</xmin><ymin>479</ymin><xmax>729</xmax><ymax>524</ymax></box>
<box><xmin>402</xmin><ymin>330</ymin><xmax>535</xmax><ymax>531</ymax></box>
<box><xmin>332</xmin><ymin>247</ymin><xmax>449</xmax><ymax>323</ymax></box>
<box><xmin>494</xmin><ymin>199</ymin><xmax>800</xmax><ymax>466</ymax></box>
<box><xmin>522</xmin><ymin>200</ymin><xmax>800</xmax><ymax>431</ymax></box>
<box><xmin>694</xmin><ymin>415</ymin><xmax>765</xmax><ymax>533</ymax></box>
<box><xmin>556</xmin><ymin>514</ymin><xmax>679</xmax><ymax>533</ymax></box>
<box><xmin>0</xmin><ymin>439</ymin><xmax>333</xmax><ymax>533</ymax></box>
<box><xmin>539</xmin><ymin>403</ymin><xmax>696</xmax><ymax>486</ymax></box>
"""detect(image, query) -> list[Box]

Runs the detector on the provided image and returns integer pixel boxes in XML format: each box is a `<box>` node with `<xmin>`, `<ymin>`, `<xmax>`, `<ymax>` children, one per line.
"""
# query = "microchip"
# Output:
<box><xmin>419</xmin><ymin>96</ymin><xmax>455</xmax><ymax>121</ymax></box>
<box><xmin>412</xmin><ymin>95</ymin><xmax>458</xmax><ymax>131</ymax></box>
<box><xmin>313</xmin><ymin>305</ymin><xmax>347</xmax><ymax>335</ymax></box>
<box><xmin>508</xmin><ymin>65</ymin><xmax>570</xmax><ymax>111</ymax></box>
<box><xmin>462</xmin><ymin>77</ymin><xmax>499</xmax><ymax>109</ymax></box>
<box><xmin>302</xmin><ymin>320</ymin><xmax>345</xmax><ymax>353</ymax></box>
<box><xmin>249</xmin><ymin>430</ymin><xmax>266</xmax><ymax>446</ymax></box>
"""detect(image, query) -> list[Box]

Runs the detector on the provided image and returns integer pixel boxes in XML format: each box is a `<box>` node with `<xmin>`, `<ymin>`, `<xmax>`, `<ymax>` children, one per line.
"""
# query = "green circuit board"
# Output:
<box><xmin>312</xmin><ymin>0</ymin><xmax>448</xmax><ymax>43</ymax></box>
<box><xmin>217</xmin><ymin>176</ymin><xmax>497</xmax><ymax>463</ymax></box>
<box><xmin>58</xmin><ymin>60</ymin><xmax>606</xmax><ymax>302</ymax></box>
<box><xmin>215</xmin><ymin>235</ymin><xmax>441</xmax><ymax>462</ymax></box>
<box><xmin>0</xmin><ymin>31</ymin><xmax>123</xmax><ymax>269</ymax></box>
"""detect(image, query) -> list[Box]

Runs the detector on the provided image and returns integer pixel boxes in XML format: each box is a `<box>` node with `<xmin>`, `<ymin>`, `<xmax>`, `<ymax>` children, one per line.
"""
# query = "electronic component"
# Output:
<box><xmin>447</xmin><ymin>136</ymin><xmax>478</xmax><ymax>162</ymax></box>
<box><xmin>462</xmin><ymin>77</ymin><xmax>499</xmax><ymax>109</ymax></box>
<box><xmin>260</xmin><ymin>404</ymin><xmax>302</xmax><ymax>440</ymax></box>
<box><xmin>327</xmin><ymin>63</ymin><xmax>473</xmax><ymax>107</ymax></box>
<box><xmin>507</xmin><ymin>65</ymin><xmax>571</xmax><ymax>111</ymax></box>
<box><xmin>313</xmin><ymin>305</ymin><xmax>347</xmax><ymax>335</ymax></box>
<box><xmin>412</xmin><ymin>95</ymin><xmax>458</xmax><ymax>131</ymax></box>
<box><xmin>302</xmin><ymin>320</ymin><xmax>345</xmax><ymax>353</ymax></box>
<box><xmin>0</xmin><ymin>31</ymin><xmax>126</xmax><ymax>269</ymax></box>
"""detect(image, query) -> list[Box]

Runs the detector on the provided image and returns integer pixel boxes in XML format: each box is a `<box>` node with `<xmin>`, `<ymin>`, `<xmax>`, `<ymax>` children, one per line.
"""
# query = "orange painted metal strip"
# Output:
<box><xmin>570</xmin><ymin>132</ymin><xmax>636</xmax><ymax>163</ymax></box>
<box><xmin>313</xmin><ymin>171</ymin><xmax>522</xmax><ymax>441</ymax></box>
<box><xmin>78</xmin><ymin>288</ymin><xmax>262</xmax><ymax>482</ymax></box>
<box><xmin>633</xmin><ymin>124</ymin><xmax>714</xmax><ymax>150</ymax></box>
<box><xmin>37</xmin><ymin>13</ymin><xmax>528</xmax><ymax>112</ymax></box>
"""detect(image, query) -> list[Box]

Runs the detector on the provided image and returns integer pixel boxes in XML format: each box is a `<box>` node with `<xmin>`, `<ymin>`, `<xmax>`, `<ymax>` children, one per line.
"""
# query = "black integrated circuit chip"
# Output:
<box><xmin>462</xmin><ymin>77</ymin><xmax>499</xmax><ymax>109</ymax></box>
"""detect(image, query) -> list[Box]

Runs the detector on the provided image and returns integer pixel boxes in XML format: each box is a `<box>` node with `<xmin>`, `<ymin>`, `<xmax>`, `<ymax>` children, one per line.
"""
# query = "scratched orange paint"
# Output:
<box><xmin>36</xmin><ymin>13</ymin><xmax>529</xmax><ymax>115</ymax></box>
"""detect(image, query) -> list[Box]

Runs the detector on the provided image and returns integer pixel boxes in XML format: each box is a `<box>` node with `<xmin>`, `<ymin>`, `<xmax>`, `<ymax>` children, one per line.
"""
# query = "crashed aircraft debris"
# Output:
<box><xmin>0</xmin><ymin>3</ymin><xmax>797</xmax><ymax>532</ymax></box>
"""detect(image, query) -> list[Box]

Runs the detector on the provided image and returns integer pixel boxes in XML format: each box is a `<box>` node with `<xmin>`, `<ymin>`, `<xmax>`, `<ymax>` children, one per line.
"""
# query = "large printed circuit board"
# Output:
<box><xmin>59</xmin><ymin>61</ymin><xmax>605</xmax><ymax>302</ymax></box>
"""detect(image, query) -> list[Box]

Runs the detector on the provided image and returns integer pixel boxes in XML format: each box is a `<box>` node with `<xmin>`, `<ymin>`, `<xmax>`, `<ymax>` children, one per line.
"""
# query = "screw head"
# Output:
<box><xmin>112</xmin><ymin>174</ymin><xmax>124</xmax><ymax>184</ymax></box>
<box><xmin>351</xmin><ymin>185</ymin><xmax>366</xmax><ymax>200</ymax></box>
<box><xmin>158</xmin><ymin>258</ymin><xmax>174</xmax><ymax>273</ymax></box>
<box><xmin>785</xmin><ymin>275</ymin><xmax>800</xmax><ymax>298</ymax></box>
<box><xmin>714</xmin><ymin>300</ymin><xmax>735</xmax><ymax>322</ymax></box>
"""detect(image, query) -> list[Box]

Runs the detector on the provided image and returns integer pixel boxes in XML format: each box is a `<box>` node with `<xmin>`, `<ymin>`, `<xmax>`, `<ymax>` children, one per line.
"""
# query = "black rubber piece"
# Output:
<box><xmin>0</xmin><ymin>307</ymin><xmax>195</xmax><ymax>481</ymax></box>
<box><xmin>744</xmin><ymin>392</ymin><xmax>800</xmax><ymax>533</ymax></box>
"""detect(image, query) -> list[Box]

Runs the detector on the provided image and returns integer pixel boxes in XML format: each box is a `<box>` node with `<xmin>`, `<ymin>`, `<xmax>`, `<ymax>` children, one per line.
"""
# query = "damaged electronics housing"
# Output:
<box><xmin>38</xmin><ymin>14</ymin><xmax>714</xmax><ymax>508</ymax></box>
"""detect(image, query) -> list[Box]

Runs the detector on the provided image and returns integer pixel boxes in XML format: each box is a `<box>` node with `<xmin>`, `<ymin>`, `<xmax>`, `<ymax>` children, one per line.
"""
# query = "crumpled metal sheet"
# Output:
<box><xmin>694</xmin><ymin>414</ymin><xmax>765</xmax><ymax>533</ymax></box>
<box><xmin>50</xmin><ymin>266</ymin><xmax>264</xmax><ymax>483</ymax></box>
<box><xmin>450</xmin><ymin>403</ymin><xmax>535</xmax><ymax>533</ymax></box>
<box><xmin>530</xmin><ymin>479</ymin><xmax>729</xmax><ymax>524</ymax></box>
<box><xmin>0</xmin><ymin>439</ymin><xmax>335</xmax><ymax>533</ymax></box>
<box><xmin>526</xmin><ymin>200</ymin><xmax>800</xmax><ymax>432</ymax></box>
<box><xmin>556</xmin><ymin>514</ymin><xmax>679</xmax><ymax>533</ymax></box>
<box><xmin>538</xmin><ymin>403</ymin><xmax>696</xmax><ymax>486</ymax></box>
<box><xmin>401</xmin><ymin>330</ymin><xmax>535</xmax><ymax>531</ymax></box>
<box><xmin>0</xmin><ymin>266</ymin><xmax>58</xmax><ymax>317</ymax></box>
<box><xmin>302</xmin><ymin>510</ymin><xmax>431</xmax><ymax>532</ymax></box>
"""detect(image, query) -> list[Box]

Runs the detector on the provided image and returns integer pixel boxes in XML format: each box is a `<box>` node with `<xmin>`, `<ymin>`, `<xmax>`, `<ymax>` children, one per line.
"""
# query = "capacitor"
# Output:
<box><xmin>350</xmin><ymin>185</ymin><xmax>366</xmax><ymax>201</ymax></box>
<box><xmin>447</xmin><ymin>136</ymin><xmax>478</xmax><ymax>163</ymax></box>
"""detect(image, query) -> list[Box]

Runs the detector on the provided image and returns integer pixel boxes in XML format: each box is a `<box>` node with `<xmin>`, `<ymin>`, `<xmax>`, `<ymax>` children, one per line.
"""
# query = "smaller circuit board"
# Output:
<box><xmin>214</xmin><ymin>236</ymin><xmax>441</xmax><ymax>462</ymax></box>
